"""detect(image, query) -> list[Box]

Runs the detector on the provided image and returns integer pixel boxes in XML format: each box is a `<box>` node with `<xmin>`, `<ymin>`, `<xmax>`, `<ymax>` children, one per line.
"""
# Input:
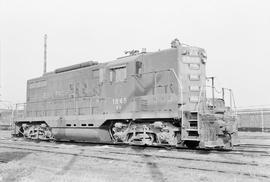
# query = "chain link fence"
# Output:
<box><xmin>237</xmin><ymin>108</ymin><xmax>270</xmax><ymax>132</ymax></box>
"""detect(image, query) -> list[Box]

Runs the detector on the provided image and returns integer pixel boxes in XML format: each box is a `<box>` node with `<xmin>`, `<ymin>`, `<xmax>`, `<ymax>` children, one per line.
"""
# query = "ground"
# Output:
<box><xmin>0</xmin><ymin>131</ymin><xmax>269</xmax><ymax>182</ymax></box>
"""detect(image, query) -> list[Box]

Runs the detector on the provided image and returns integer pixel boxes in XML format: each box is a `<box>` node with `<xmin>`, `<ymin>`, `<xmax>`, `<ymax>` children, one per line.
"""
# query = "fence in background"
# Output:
<box><xmin>0</xmin><ymin>109</ymin><xmax>13</xmax><ymax>130</ymax></box>
<box><xmin>237</xmin><ymin>108</ymin><xmax>270</xmax><ymax>132</ymax></box>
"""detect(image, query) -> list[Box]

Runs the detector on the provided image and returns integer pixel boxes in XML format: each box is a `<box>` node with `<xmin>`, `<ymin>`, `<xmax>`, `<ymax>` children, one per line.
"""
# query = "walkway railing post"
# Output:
<box><xmin>261</xmin><ymin>110</ymin><xmax>264</xmax><ymax>132</ymax></box>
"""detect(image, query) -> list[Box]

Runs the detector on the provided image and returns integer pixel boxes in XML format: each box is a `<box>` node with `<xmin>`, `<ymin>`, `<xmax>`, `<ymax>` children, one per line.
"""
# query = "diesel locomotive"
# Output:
<box><xmin>12</xmin><ymin>39</ymin><xmax>238</xmax><ymax>149</ymax></box>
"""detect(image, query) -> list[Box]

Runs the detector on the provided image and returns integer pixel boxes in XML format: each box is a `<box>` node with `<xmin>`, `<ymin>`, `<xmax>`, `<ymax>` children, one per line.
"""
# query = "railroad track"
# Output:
<box><xmin>0</xmin><ymin>141</ymin><xmax>259</xmax><ymax>166</ymax></box>
<box><xmin>0</xmin><ymin>141</ymin><xmax>269</xmax><ymax>179</ymax></box>
<box><xmin>1</xmin><ymin>137</ymin><xmax>270</xmax><ymax>158</ymax></box>
<box><xmin>239</xmin><ymin>144</ymin><xmax>270</xmax><ymax>148</ymax></box>
<box><xmin>239</xmin><ymin>136</ymin><xmax>270</xmax><ymax>140</ymax></box>
<box><xmin>1</xmin><ymin>138</ymin><xmax>270</xmax><ymax>157</ymax></box>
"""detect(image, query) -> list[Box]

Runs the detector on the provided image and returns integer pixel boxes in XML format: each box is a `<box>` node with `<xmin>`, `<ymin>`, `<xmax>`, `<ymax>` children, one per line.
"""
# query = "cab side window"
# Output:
<box><xmin>92</xmin><ymin>69</ymin><xmax>99</xmax><ymax>79</ymax></box>
<box><xmin>109</xmin><ymin>66</ymin><xmax>127</xmax><ymax>82</ymax></box>
<box><xmin>136</xmin><ymin>61</ymin><xmax>142</xmax><ymax>75</ymax></box>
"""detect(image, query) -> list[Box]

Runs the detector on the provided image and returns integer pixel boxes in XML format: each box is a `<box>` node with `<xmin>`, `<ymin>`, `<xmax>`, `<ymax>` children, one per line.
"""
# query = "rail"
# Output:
<box><xmin>195</xmin><ymin>85</ymin><xmax>237</xmax><ymax>115</ymax></box>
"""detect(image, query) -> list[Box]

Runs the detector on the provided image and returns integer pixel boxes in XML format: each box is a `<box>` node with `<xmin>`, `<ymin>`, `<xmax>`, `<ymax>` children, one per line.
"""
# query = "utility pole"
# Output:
<box><xmin>222</xmin><ymin>87</ymin><xmax>234</xmax><ymax>110</ymax></box>
<box><xmin>43</xmin><ymin>34</ymin><xmax>47</xmax><ymax>75</ymax></box>
<box><xmin>261</xmin><ymin>110</ymin><xmax>264</xmax><ymax>132</ymax></box>
<box><xmin>0</xmin><ymin>41</ymin><xmax>1</xmax><ymax>100</ymax></box>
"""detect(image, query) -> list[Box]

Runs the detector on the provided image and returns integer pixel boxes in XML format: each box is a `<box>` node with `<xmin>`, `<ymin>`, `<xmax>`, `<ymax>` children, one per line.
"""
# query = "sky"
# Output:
<box><xmin>0</xmin><ymin>0</ymin><xmax>269</xmax><ymax>108</ymax></box>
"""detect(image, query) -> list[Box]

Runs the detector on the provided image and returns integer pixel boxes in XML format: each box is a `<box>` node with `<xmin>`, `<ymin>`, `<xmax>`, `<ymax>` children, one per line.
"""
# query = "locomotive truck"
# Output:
<box><xmin>12</xmin><ymin>39</ymin><xmax>238</xmax><ymax>149</ymax></box>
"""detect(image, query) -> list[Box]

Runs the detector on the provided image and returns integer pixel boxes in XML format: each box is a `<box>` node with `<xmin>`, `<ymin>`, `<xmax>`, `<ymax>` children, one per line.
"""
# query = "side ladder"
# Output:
<box><xmin>181</xmin><ymin>111</ymin><xmax>200</xmax><ymax>141</ymax></box>
<box><xmin>181</xmin><ymin>84</ymin><xmax>203</xmax><ymax>142</ymax></box>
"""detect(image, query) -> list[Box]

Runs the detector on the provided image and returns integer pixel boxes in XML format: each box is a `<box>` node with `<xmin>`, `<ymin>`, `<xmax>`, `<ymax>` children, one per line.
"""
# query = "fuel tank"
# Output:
<box><xmin>52</xmin><ymin>128</ymin><xmax>112</xmax><ymax>142</ymax></box>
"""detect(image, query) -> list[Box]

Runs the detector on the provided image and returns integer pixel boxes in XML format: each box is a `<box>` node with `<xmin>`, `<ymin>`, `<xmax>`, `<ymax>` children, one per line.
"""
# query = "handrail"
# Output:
<box><xmin>197</xmin><ymin>85</ymin><xmax>237</xmax><ymax>115</ymax></box>
<box><xmin>13</xmin><ymin>94</ymin><xmax>178</xmax><ymax>119</ymax></box>
<box><xmin>168</xmin><ymin>69</ymin><xmax>183</xmax><ymax>105</ymax></box>
<box><xmin>168</xmin><ymin>69</ymin><xmax>184</xmax><ymax>121</ymax></box>
<box><xmin>15</xmin><ymin>69</ymin><xmax>185</xmax><ymax>119</ymax></box>
<box><xmin>196</xmin><ymin>83</ymin><xmax>204</xmax><ymax>112</ymax></box>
